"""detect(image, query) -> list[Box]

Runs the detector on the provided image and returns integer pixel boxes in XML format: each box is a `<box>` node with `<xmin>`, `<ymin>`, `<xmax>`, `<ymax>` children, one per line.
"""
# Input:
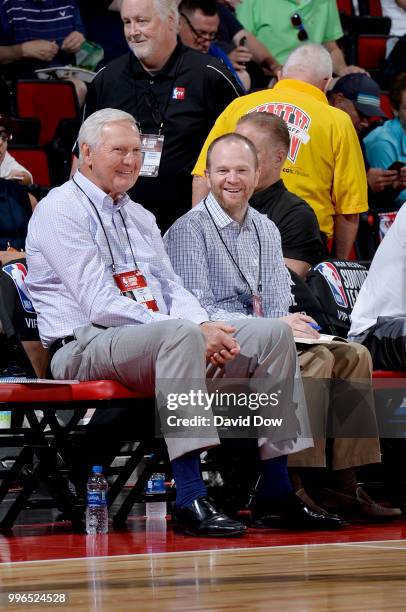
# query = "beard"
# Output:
<box><xmin>127</xmin><ymin>39</ymin><xmax>154</xmax><ymax>62</ymax></box>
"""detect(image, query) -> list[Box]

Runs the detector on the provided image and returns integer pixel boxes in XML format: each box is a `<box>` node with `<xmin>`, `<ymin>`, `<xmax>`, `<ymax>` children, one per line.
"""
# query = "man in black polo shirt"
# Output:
<box><xmin>235</xmin><ymin>112</ymin><xmax>325</xmax><ymax>279</ymax></box>
<box><xmin>79</xmin><ymin>0</ymin><xmax>243</xmax><ymax>231</ymax></box>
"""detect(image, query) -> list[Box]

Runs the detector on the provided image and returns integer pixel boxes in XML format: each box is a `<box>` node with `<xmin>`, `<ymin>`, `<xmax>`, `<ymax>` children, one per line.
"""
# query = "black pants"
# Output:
<box><xmin>361</xmin><ymin>317</ymin><xmax>406</xmax><ymax>371</ymax></box>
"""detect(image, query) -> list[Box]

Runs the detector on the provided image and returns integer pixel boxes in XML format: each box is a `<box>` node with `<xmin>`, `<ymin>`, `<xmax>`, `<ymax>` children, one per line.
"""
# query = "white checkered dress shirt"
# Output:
<box><xmin>25</xmin><ymin>171</ymin><xmax>208</xmax><ymax>347</ymax></box>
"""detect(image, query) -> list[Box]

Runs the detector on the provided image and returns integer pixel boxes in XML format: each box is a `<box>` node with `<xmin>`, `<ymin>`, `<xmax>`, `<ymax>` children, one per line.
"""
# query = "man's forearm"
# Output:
<box><xmin>284</xmin><ymin>257</ymin><xmax>311</xmax><ymax>279</ymax></box>
<box><xmin>240</xmin><ymin>31</ymin><xmax>281</xmax><ymax>72</ymax></box>
<box><xmin>0</xmin><ymin>44</ymin><xmax>23</xmax><ymax>64</ymax></box>
<box><xmin>334</xmin><ymin>213</ymin><xmax>359</xmax><ymax>259</ymax></box>
<box><xmin>192</xmin><ymin>175</ymin><xmax>210</xmax><ymax>206</ymax></box>
<box><xmin>323</xmin><ymin>41</ymin><xmax>347</xmax><ymax>75</ymax></box>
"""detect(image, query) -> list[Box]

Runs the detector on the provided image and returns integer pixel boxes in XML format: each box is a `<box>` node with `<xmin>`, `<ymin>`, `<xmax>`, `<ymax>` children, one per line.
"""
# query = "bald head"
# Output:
<box><xmin>282</xmin><ymin>44</ymin><xmax>333</xmax><ymax>91</ymax></box>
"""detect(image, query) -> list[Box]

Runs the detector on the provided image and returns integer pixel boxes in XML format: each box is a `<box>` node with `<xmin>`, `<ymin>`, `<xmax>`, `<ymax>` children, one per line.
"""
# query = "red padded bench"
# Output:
<box><xmin>0</xmin><ymin>379</ymin><xmax>155</xmax><ymax>531</ymax></box>
<box><xmin>372</xmin><ymin>370</ymin><xmax>406</xmax><ymax>387</ymax></box>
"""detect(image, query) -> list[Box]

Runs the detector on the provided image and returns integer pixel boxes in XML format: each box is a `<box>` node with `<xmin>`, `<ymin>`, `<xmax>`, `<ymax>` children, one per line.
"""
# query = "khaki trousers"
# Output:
<box><xmin>288</xmin><ymin>341</ymin><xmax>381</xmax><ymax>470</ymax></box>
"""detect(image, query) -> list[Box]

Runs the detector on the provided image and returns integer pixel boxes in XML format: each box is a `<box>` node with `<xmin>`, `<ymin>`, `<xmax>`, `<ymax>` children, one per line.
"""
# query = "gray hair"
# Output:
<box><xmin>120</xmin><ymin>0</ymin><xmax>180</xmax><ymax>26</ymax></box>
<box><xmin>282</xmin><ymin>44</ymin><xmax>333</xmax><ymax>86</ymax></box>
<box><xmin>153</xmin><ymin>0</ymin><xmax>180</xmax><ymax>25</ymax></box>
<box><xmin>78</xmin><ymin>108</ymin><xmax>138</xmax><ymax>162</ymax></box>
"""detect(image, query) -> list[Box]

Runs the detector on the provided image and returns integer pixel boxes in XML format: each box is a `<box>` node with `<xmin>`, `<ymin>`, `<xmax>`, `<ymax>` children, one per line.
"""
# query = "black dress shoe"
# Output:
<box><xmin>251</xmin><ymin>492</ymin><xmax>346</xmax><ymax>530</ymax></box>
<box><xmin>172</xmin><ymin>496</ymin><xmax>247</xmax><ymax>537</ymax></box>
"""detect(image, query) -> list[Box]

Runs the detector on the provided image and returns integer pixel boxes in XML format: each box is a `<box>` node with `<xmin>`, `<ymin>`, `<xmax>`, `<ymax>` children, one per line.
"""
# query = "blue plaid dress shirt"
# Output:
<box><xmin>164</xmin><ymin>192</ymin><xmax>292</xmax><ymax>320</ymax></box>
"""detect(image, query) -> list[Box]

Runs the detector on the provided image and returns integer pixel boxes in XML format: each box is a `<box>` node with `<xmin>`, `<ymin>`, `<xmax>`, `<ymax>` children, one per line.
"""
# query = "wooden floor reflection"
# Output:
<box><xmin>1</xmin><ymin>540</ymin><xmax>406</xmax><ymax>611</ymax></box>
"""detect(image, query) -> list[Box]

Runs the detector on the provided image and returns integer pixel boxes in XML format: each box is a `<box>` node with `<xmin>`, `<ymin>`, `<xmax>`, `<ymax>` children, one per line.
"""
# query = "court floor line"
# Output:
<box><xmin>340</xmin><ymin>542</ymin><xmax>406</xmax><ymax>551</ymax></box>
<box><xmin>1</xmin><ymin>539</ymin><xmax>406</xmax><ymax>567</ymax></box>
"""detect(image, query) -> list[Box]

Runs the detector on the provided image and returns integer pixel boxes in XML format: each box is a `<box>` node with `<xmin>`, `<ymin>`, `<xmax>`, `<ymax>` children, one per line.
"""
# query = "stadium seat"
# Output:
<box><xmin>9</xmin><ymin>118</ymin><xmax>40</xmax><ymax>146</ymax></box>
<box><xmin>357</xmin><ymin>35</ymin><xmax>388</xmax><ymax>69</ymax></box>
<box><xmin>337</xmin><ymin>0</ymin><xmax>353</xmax><ymax>15</ymax></box>
<box><xmin>8</xmin><ymin>146</ymin><xmax>51</xmax><ymax>188</ymax></box>
<box><xmin>15</xmin><ymin>80</ymin><xmax>79</xmax><ymax>147</ymax></box>
<box><xmin>369</xmin><ymin>0</ymin><xmax>383</xmax><ymax>16</ymax></box>
<box><xmin>380</xmin><ymin>92</ymin><xmax>394</xmax><ymax>119</ymax></box>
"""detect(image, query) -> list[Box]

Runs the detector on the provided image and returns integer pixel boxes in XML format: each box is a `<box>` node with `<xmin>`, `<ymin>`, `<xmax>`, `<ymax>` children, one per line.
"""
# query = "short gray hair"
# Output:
<box><xmin>153</xmin><ymin>0</ymin><xmax>180</xmax><ymax>25</ymax></box>
<box><xmin>282</xmin><ymin>44</ymin><xmax>333</xmax><ymax>85</ymax></box>
<box><xmin>78</xmin><ymin>108</ymin><xmax>138</xmax><ymax>162</ymax></box>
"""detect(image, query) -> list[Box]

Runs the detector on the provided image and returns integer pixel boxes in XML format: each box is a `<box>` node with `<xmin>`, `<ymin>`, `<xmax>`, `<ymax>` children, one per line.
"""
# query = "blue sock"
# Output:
<box><xmin>171</xmin><ymin>451</ymin><xmax>207</xmax><ymax>509</ymax></box>
<box><xmin>257</xmin><ymin>455</ymin><xmax>293</xmax><ymax>501</ymax></box>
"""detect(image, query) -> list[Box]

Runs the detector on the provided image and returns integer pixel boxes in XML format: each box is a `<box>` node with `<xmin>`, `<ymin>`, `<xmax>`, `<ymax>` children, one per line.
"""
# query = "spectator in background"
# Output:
<box><xmin>0</xmin><ymin>116</ymin><xmax>33</xmax><ymax>186</ymax></box>
<box><xmin>0</xmin><ymin>0</ymin><xmax>87</xmax><ymax>104</ymax></box>
<box><xmin>215</xmin><ymin>1</ymin><xmax>282</xmax><ymax>88</ymax></box>
<box><xmin>178</xmin><ymin>0</ymin><xmax>250</xmax><ymax>90</ymax></box>
<box><xmin>363</xmin><ymin>73</ymin><xmax>406</xmax><ymax>210</ymax></box>
<box><xmin>77</xmin><ymin>0</ymin><xmax>243</xmax><ymax>232</ymax></box>
<box><xmin>349</xmin><ymin>201</ymin><xmax>406</xmax><ymax>371</ymax></box>
<box><xmin>235</xmin><ymin>0</ymin><xmax>365</xmax><ymax>77</ymax></box>
<box><xmin>381</xmin><ymin>0</ymin><xmax>406</xmax><ymax>56</ymax></box>
<box><xmin>329</xmin><ymin>74</ymin><xmax>401</xmax><ymax>199</ymax></box>
<box><xmin>0</xmin><ymin>115</ymin><xmax>36</xmax><ymax>254</ymax></box>
<box><xmin>0</xmin><ymin>175</ymin><xmax>36</xmax><ymax>252</ymax></box>
<box><xmin>78</xmin><ymin>1</ymin><xmax>128</xmax><ymax>67</ymax></box>
<box><xmin>192</xmin><ymin>45</ymin><xmax>368</xmax><ymax>259</ymax></box>
<box><xmin>235</xmin><ymin>112</ymin><xmax>324</xmax><ymax>278</ymax></box>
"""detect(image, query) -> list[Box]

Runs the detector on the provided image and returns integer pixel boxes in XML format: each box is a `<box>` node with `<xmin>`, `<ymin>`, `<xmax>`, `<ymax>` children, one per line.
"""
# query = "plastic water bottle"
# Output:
<box><xmin>86</xmin><ymin>465</ymin><xmax>108</xmax><ymax>534</ymax></box>
<box><xmin>145</xmin><ymin>473</ymin><xmax>167</xmax><ymax>518</ymax></box>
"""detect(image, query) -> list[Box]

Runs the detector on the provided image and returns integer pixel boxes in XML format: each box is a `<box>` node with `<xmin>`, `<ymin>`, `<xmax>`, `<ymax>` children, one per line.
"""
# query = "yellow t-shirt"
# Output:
<box><xmin>193</xmin><ymin>79</ymin><xmax>367</xmax><ymax>238</ymax></box>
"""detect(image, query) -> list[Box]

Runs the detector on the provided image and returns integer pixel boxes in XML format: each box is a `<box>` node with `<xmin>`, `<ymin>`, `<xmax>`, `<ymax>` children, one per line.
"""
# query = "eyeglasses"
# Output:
<box><xmin>0</xmin><ymin>131</ymin><xmax>10</xmax><ymax>142</ymax></box>
<box><xmin>291</xmin><ymin>13</ymin><xmax>309</xmax><ymax>42</ymax></box>
<box><xmin>180</xmin><ymin>12</ymin><xmax>217</xmax><ymax>42</ymax></box>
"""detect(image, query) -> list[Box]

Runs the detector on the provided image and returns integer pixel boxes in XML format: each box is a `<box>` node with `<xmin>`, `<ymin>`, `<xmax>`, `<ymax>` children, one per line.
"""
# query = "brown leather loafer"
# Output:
<box><xmin>320</xmin><ymin>486</ymin><xmax>402</xmax><ymax>522</ymax></box>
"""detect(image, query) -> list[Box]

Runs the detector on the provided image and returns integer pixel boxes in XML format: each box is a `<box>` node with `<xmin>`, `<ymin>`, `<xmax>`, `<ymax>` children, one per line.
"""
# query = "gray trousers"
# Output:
<box><xmin>51</xmin><ymin>318</ymin><xmax>312</xmax><ymax>461</ymax></box>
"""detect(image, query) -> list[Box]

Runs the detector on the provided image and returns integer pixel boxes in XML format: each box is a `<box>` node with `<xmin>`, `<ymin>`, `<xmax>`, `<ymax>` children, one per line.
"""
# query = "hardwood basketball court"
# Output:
<box><xmin>1</xmin><ymin>517</ymin><xmax>406</xmax><ymax>611</ymax></box>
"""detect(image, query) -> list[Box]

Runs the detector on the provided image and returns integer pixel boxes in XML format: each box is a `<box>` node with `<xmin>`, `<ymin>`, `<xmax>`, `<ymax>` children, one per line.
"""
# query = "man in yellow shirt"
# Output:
<box><xmin>192</xmin><ymin>44</ymin><xmax>368</xmax><ymax>258</ymax></box>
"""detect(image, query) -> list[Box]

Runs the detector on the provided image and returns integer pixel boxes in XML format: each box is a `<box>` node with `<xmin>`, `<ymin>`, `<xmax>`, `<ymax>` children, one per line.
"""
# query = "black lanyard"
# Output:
<box><xmin>134</xmin><ymin>52</ymin><xmax>184</xmax><ymax>135</ymax></box>
<box><xmin>73</xmin><ymin>178</ymin><xmax>138</xmax><ymax>274</ymax></box>
<box><xmin>203</xmin><ymin>198</ymin><xmax>262</xmax><ymax>296</ymax></box>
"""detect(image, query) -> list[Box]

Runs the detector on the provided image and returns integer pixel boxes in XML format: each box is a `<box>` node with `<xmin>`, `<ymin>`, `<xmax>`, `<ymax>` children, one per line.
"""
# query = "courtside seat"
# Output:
<box><xmin>0</xmin><ymin>379</ymin><xmax>157</xmax><ymax>531</ymax></box>
<box><xmin>373</xmin><ymin>371</ymin><xmax>406</xmax><ymax>379</ymax></box>
<box><xmin>0</xmin><ymin>379</ymin><xmax>148</xmax><ymax>403</ymax></box>
<box><xmin>372</xmin><ymin>370</ymin><xmax>406</xmax><ymax>388</ymax></box>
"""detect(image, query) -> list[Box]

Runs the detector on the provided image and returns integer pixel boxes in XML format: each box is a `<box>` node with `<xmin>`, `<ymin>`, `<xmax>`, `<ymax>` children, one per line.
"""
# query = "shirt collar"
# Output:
<box><xmin>73</xmin><ymin>170</ymin><xmax>130</xmax><ymax>213</ymax></box>
<box><xmin>205</xmin><ymin>192</ymin><xmax>253</xmax><ymax>230</ymax></box>
<box><xmin>255</xmin><ymin>179</ymin><xmax>285</xmax><ymax>198</ymax></box>
<box><xmin>274</xmin><ymin>78</ymin><xmax>328</xmax><ymax>105</ymax></box>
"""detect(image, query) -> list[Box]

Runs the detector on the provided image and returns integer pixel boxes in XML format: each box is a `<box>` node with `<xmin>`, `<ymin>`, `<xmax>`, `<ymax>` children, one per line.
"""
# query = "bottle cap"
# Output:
<box><xmin>92</xmin><ymin>465</ymin><xmax>103</xmax><ymax>474</ymax></box>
